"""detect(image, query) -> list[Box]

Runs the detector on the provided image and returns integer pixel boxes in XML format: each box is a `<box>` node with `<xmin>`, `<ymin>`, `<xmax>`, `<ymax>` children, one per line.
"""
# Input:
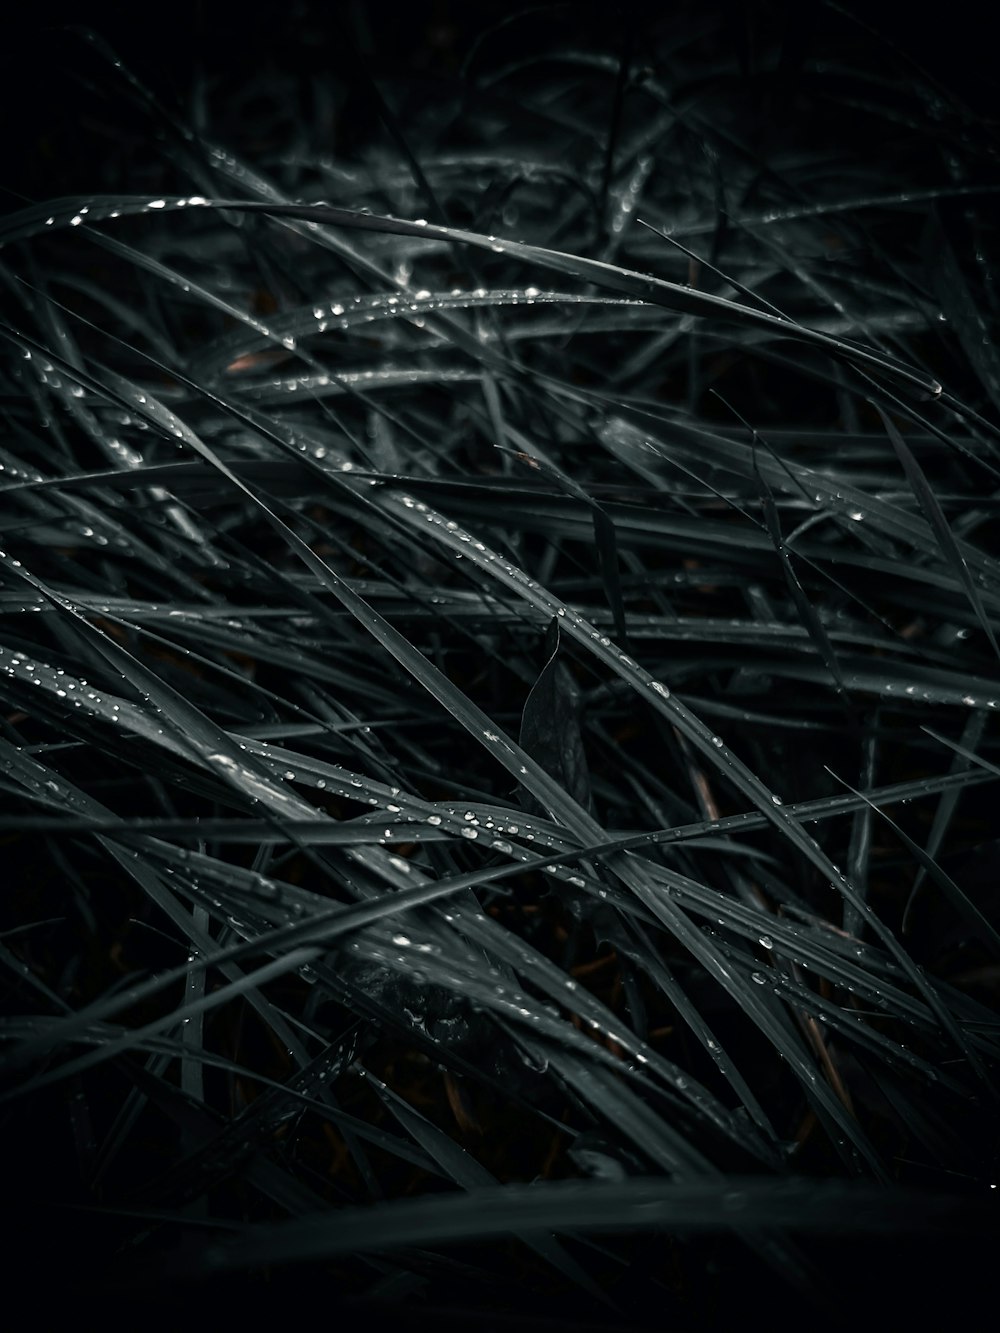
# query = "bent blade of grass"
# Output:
<box><xmin>751</xmin><ymin>447</ymin><xmax>856</xmax><ymax>715</ymax></box>
<box><xmin>519</xmin><ymin>617</ymin><xmax>594</xmax><ymax>815</ymax></box>
<box><xmin>500</xmin><ymin>442</ymin><xmax>629</xmax><ymax>645</ymax></box>
<box><xmin>829</xmin><ymin>769</ymin><xmax>1000</xmax><ymax>957</ymax></box>
<box><xmin>874</xmin><ymin>402</ymin><xmax>1000</xmax><ymax>664</ymax></box>
<box><xmin>0</xmin><ymin>194</ymin><xmax>944</xmax><ymax>403</ymax></box>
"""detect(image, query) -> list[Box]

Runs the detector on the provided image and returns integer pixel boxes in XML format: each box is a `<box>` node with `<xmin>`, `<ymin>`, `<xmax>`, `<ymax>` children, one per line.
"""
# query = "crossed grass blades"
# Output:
<box><xmin>0</xmin><ymin>5</ymin><xmax>997</xmax><ymax>1327</ymax></box>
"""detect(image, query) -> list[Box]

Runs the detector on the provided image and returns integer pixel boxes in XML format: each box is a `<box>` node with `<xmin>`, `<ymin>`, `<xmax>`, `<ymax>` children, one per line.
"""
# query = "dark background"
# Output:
<box><xmin>2</xmin><ymin>0</ymin><xmax>996</xmax><ymax>206</ymax></box>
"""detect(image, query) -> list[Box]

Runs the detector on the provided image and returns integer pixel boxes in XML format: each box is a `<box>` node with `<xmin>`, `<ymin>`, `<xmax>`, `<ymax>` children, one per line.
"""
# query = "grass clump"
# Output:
<box><xmin>1</xmin><ymin>3</ymin><xmax>997</xmax><ymax>1327</ymax></box>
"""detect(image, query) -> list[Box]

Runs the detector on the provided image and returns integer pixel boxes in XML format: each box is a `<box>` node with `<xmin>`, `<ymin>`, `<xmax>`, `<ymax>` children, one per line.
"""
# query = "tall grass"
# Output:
<box><xmin>1</xmin><ymin>3</ymin><xmax>997</xmax><ymax>1326</ymax></box>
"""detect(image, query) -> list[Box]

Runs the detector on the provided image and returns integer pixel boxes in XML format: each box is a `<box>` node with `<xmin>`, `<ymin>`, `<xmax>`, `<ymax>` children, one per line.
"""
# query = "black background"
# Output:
<box><xmin>2</xmin><ymin>0</ymin><xmax>996</xmax><ymax>206</ymax></box>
